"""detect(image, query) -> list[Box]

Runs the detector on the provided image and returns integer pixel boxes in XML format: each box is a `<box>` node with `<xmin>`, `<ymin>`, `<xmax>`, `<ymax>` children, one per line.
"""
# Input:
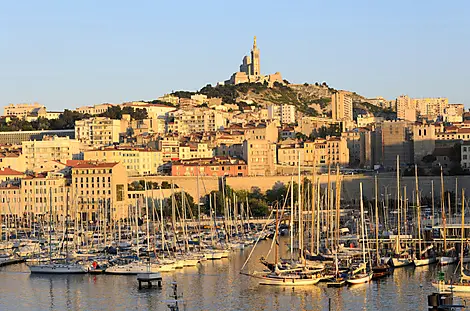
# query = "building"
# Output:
<box><xmin>413</xmin><ymin>97</ymin><xmax>448</xmax><ymax>119</ymax></box>
<box><xmin>71</xmin><ymin>161</ymin><xmax>128</xmax><ymax>221</ymax></box>
<box><xmin>376</xmin><ymin>121</ymin><xmax>413</xmax><ymax>168</ymax></box>
<box><xmin>0</xmin><ymin>185</ymin><xmax>21</xmax><ymax>217</ymax></box>
<box><xmin>267</xmin><ymin>104</ymin><xmax>296</xmax><ymax>124</ymax></box>
<box><xmin>21</xmin><ymin>172</ymin><xmax>68</xmax><ymax>220</ymax></box>
<box><xmin>461</xmin><ymin>142</ymin><xmax>470</xmax><ymax>169</ymax></box>
<box><xmin>0</xmin><ymin>167</ymin><xmax>25</xmax><ymax>183</ymax></box>
<box><xmin>331</xmin><ymin>91</ymin><xmax>353</xmax><ymax>121</ymax></box>
<box><xmin>0</xmin><ymin>129</ymin><xmax>75</xmax><ymax>145</ymax></box>
<box><xmin>178</xmin><ymin>143</ymin><xmax>213</xmax><ymax>160</ymax></box>
<box><xmin>75</xmin><ymin>103</ymin><xmax>114</xmax><ymax>115</ymax></box>
<box><xmin>357</xmin><ymin>114</ymin><xmax>384</xmax><ymax>128</ymax></box>
<box><xmin>413</xmin><ymin>123</ymin><xmax>437</xmax><ymax>163</ymax></box>
<box><xmin>444</xmin><ymin>104</ymin><xmax>464</xmax><ymax>123</ymax></box>
<box><xmin>170</xmin><ymin>108</ymin><xmax>227</xmax><ymax>134</ymax></box>
<box><xmin>171</xmin><ymin>156</ymin><xmax>247</xmax><ymax>177</ymax></box>
<box><xmin>83</xmin><ymin>147</ymin><xmax>164</xmax><ymax>176</ymax></box>
<box><xmin>396</xmin><ymin>95</ymin><xmax>416</xmax><ymax>121</ymax></box>
<box><xmin>277</xmin><ymin>140</ymin><xmax>304</xmax><ymax>166</ymax></box>
<box><xmin>242</xmin><ymin>139</ymin><xmax>277</xmax><ymax>176</ymax></box>
<box><xmin>3</xmin><ymin>103</ymin><xmax>45</xmax><ymax>119</ymax></box>
<box><xmin>22</xmin><ymin>136</ymin><xmax>85</xmax><ymax>171</ymax></box>
<box><xmin>304</xmin><ymin>137</ymin><xmax>349</xmax><ymax>167</ymax></box>
<box><xmin>75</xmin><ymin>117</ymin><xmax>123</xmax><ymax>146</ymax></box>
<box><xmin>224</xmin><ymin>37</ymin><xmax>283</xmax><ymax>86</ymax></box>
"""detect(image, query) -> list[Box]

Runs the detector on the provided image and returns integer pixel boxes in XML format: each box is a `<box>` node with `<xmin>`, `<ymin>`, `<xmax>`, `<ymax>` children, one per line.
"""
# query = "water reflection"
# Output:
<box><xmin>0</xmin><ymin>241</ymin><xmax>463</xmax><ymax>311</ymax></box>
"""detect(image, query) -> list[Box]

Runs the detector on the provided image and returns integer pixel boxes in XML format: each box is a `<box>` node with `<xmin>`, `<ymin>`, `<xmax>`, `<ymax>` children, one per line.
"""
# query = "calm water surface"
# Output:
<box><xmin>0</xmin><ymin>240</ymin><xmax>468</xmax><ymax>311</ymax></box>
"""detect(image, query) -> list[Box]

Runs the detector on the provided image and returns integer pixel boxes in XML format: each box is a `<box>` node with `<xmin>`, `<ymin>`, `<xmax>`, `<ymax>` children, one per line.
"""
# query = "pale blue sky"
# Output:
<box><xmin>1</xmin><ymin>0</ymin><xmax>469</xmax><ymax>110</ymax></box>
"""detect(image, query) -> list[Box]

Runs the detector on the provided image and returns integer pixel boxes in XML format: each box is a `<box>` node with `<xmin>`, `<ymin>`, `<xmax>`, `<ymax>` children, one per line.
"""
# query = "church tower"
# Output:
<box><xmin>250</xmin><ymin>36</ymin><xmax>260</xmax><ymax>76</ymax></box>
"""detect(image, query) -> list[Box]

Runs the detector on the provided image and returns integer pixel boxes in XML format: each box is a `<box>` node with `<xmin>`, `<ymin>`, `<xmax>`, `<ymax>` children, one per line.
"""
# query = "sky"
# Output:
<box><xmin>1</xmin><ymin>0</ymin><xmax>470</xmax><ymax>111</ymax></box>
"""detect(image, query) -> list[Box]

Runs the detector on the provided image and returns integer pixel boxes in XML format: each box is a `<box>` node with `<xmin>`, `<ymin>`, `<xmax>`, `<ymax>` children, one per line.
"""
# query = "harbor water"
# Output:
<box><xmin>0</xmin><ymin>239</ymin><xmax>467</xmax><ymax>311</ymax></box>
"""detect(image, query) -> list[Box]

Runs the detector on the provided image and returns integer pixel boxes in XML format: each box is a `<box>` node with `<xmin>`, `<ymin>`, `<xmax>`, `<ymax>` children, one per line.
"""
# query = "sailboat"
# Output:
<box><xmin>29</xmin><ymin>189</ymin><xmax>87</xmax><ymax>274</ymax></box>
<box><xmin>391</xmin><ymin>156</ymin><xmax>413</xmax><ymax>268</ymax></box>
<box><xmin>413</xmin><ymin>165</ymin><xmax>437</xmax><ymax>266</ymax></box>
<box><xmin>372</xmin><ymin>176</ymin><xmax>391</xmax><ymax>279</ymax></box>
<box><xmin>347</xmin><ymin>183</ymin><xmax>372</xmax><ymax>284</ymax></box>
<box><xmin>438</xmin><ymin>167</ymin><xmax>458</xmax><ymax>266</ymax></box>
<box><xmin>432</xmin><ymin>189</ymin><xmax>470</xmax><ymax>292</ymax></box>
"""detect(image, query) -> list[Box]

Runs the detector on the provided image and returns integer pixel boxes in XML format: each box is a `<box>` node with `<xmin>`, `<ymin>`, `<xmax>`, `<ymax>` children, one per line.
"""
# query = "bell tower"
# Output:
<box><xmin>250</xmin><ymin>36</ymin><xmax>260</xmax><ymax>76</ymax></box>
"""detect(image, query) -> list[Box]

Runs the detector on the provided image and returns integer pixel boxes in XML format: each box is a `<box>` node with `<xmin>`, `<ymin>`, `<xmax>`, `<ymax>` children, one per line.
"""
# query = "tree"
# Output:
<box><xmin>248</xmin><ymin>198</ymin><xmax>269</xmax><ymax>217</ymax></box>
<box><xmin>422</xmin><ymin>154</ymin><xmax>436</xmax><ymax>164</ymax></box>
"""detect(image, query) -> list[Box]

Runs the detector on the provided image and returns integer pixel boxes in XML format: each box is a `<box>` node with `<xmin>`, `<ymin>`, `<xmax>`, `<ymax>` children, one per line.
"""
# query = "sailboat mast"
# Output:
<box><xmin>397</xmin><ymin>155</ymin><xmax>401</xmax><ymax>238</ymax></box>
<box><xmin>461</xmin><ymin>188</ymin><xmax>465</xmax><ymax>275</ymax></box>
<box><xmin>290</xmin><ymin>177</ymin><xmax>294</xmax><ymax>261</ymax></box>
<box><xmin>311</xmin><ymin>154</ymin><xmax>316</xmax><ymax>254</ymax></box>
<box><xmin>335</xmin><ymin>166</ymin><xmax>341</xmax><ymax>251</ymax></box>
<box><xmin>49</xmin><ymin>188</ymin><xmax>52</xmax><ymax>264</ymax></box>
<box><xmin>441</xmin><ymin>166</ymin><xmax>447</xmax><ymax>252</ymax></box>
<box><xmin>360</xmin><ymin>183</ymin><xmax>366</xmax><ymax>264</ymax></box>
<box><xmin>298</xmin><ymin>151</ymin><xmax>303</xmax><ymax>260</ymax></box>
<box><xmin>375</xmin><ymin>175</ymin><xmax>379</xmax><ymax>264</ymax></box>
<box><xmin>415</xmin><ymin>165</ymin><xmax>422</xmax><ymax>257</ymax></box>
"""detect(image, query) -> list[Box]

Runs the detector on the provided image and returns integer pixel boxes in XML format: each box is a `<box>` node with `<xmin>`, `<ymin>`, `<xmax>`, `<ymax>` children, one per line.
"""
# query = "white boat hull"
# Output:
<box><xmin>414</xmin><ymin>257</ymin><xmax>437</xmax><ymax>266</ymax></box>
<box><xmin>439</xmin><ymin>257</ymin><xmax>458</xmax><ymax>266</ymax></box>
<box><xmin>29</xmin><ymin>263</ymin><xmax>87</xmax><ymax>274</ymax></box>
<box><xmin>259</xmin><ymin>276</ymin><xmax>321</xmax><ymax>286</ymax></box>
<box><xmin>346</xmin><ymin>273</ymin><xmax>373</xmax><ymax>284</ymax></box>
<box><xmin>105</xmin><ymin>263</ymin><xmax>161</xmax><ymax>275</ymax></box>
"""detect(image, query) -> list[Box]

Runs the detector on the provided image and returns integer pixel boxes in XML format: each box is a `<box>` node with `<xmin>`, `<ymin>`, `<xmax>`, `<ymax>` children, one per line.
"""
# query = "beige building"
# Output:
<box><xmin>75</xmin><ymin>117</ymin><xmax>123</xmax><ymax>146</ymax></box>
<box><xmin>277</xmin><ymin>140</ymin><xmax>304</xmax><ymax>166</ymax></box>
<box><xmin>75</xmin><ymin>103</ymin><xmax>114</xmax><ymax>115</ymax></box>
<box><xmin>304</xmin><ymin>137</ymin><xmax>349</xmax><ymax>167</ymax></box>
<box><xmin>331</xmin><ymin>91</ymin><xmax>353</xmax><ymax>121</ymax></box>
<box><xmin>0</xmin><ymin>152</ymin><xmax>26</xmax><ymax>172</ymax></box>
<box><xmin>22</xmin><ymin>136</ymin><xmax>85</xmax><ymax>171</ymax></box>
<box><xmin>267</xmin><ymin>104</ymin><xmax>296</xmax><ymax>124</ymax></box>
<box><xmin>3</xmin><ymin>103</ymin><xmax>45</xmax><ymax>119</ymax></box>
<box><xmin>170</xmin><ymin>108</ymin><xmax>227</xmax><ymax>134</ymax></box>
<box><xmin>357</xmin><ymin>114</ymin><xmax>384</xmax><ymax>128</ymax></box>
<box><xmin>242</xmin><ymin>139</ymin><xmax>277</xmax><ymax>176</ymax></box>
<box><xmin>83</xmin><ymin>147</ymin><xmax>164</xmax><ymax>176</ymax></box>
<box><xmin>376</xmin><ymin>120</ymin><xmax>413</xmax><ymax>168</ymax></box>
<box><xmin>21</xmin><ymin>172</ymin><xmax>68</xmax><ymax>220</ymax></box>
<box><xmin>178</xmin><ymin>143</ymin><xmax>213</xmax><ymax>160</ymax></box>
<box><xmin>396</xmin><ymin>95</ymin><xmax>416</xmax><ymax>121</ymax></box>
<box><xmin>0</xmin><ymin>167</ymin><xmax>25</xmax><ymax>183</ymax></box>
<box><xmin>461</xmin><ymin>142</ymin><xmax>470</xmax><ymax>169</ymax></box>
<box><xmin>71</xmin><ymin>161</ymin><xmax>128</xmax><ymax>221</ymax></box>
<box><xmin>413</xmin><ymin>97</ymin><xmax>448</xmax><ymax>118</ymax></box>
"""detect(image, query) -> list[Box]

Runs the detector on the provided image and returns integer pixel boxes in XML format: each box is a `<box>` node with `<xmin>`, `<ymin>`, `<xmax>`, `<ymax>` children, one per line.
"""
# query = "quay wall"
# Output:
<box><xmin>129</xmin><ymin>174</ymin><xmax>468</xmax><ymax>202</ymax></box>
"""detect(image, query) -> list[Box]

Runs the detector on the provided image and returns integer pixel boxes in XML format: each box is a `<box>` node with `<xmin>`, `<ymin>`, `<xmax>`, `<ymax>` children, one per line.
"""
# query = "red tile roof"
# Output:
<box><xmin>0</xmin><ymin>168</ymin><xmax>23</xmax><ymax>176</ymax></box>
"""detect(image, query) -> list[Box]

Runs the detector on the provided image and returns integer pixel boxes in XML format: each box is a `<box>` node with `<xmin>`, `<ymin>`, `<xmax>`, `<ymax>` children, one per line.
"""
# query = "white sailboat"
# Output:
<box><xmin>347</xmin><ymin>183</ymin><xmax>372</xmax><ymax>285</ymax></box>
<box><xmin>29</xmin><ymin>189</ymin><xmax>87</xmax><ymax>274</ymax></box>
<box><xmin>432</xmin><ymin>189</ymin><xmax>470</xmax><ymax>292</ymax></box>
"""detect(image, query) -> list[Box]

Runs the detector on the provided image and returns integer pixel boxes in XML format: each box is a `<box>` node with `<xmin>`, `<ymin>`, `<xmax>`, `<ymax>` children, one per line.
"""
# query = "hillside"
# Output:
<box><xmin>171</xmin><ymin>82</ymin><xmax>395</xmax><ymax>118</ymax></box>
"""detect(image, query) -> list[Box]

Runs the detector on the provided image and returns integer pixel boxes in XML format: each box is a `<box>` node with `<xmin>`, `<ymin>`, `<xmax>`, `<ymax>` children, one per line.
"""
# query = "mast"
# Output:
<box><xmin>275</xmin><ymin>201</ymin><xmax>279</xmax><ymax>263</ymax></box>
<box><xmin>375</xmin><ymin>175</ymin><xmax>379</xmax><ymax>265</ymax></box>
<box><xmin>316</xmin><ymin>178</ymin><xmax>321</xmax><ymax>255</ymax></box>
<box><xmin>144</xmin><ymin>180</ymin><xmax>151</xmax><ymax>269</ymax></box>
<box><xmin>298</xmin><ymin>151</ymin><xmax>303</xmax><ymax>261</ymax></box>
<box><xmin>49</xmin><ymin>188</ymin><xmax>53</xmax><ymax>264</ymax></box>
<box><xmin>415</xmin><ymin>165</ymin><xmax>422</xmax><ymax>258</ymax></box>
<box><xmin>335</xmin><ymin>166</ymin><xmax>341</xmax><ymax>251</ymax></box>
<box><xmin>431</xmin><ymin>180</ymin><xmax>435</xmax><ymax>225</ymax></box>
<box><xmin>397</xmin><ymin>155</ymin><xmax>401</xmax><ymax>239</ymax></box>
<box><xmin>441</xmin><ymin>166</ymin><xmax>447</xmax><ymax>252</ymax></box>
<box><xmin>461</xmin><ymin>188</ymin><xmax>465</xmax><ymax>276</ymax></box>
<box><xmin>311</xmin><ymin>154</ymin><xmax>316</xmax><ymax>254</ymax></box>
<box><xmin>290</xmin><ymin>177</ymin><xmax>294</xmax><ymax>261</ymax></box>
<box><xmin>360</xmin><ymin>183</ymin><xmax>366</xmax><ymax>264</ymax></box>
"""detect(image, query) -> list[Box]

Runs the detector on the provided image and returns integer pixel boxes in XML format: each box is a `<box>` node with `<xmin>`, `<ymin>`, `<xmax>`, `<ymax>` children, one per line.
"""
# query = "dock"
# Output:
<box><xmin>137</xmin><ymin>273</ymin><xmax>162</xmax><ymax>289</ymax></box>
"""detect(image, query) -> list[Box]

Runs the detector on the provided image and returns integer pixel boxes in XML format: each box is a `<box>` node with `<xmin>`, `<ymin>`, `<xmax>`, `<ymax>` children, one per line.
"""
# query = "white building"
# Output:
<box><xmin>267</xmin><ymin>104</ymin><xmax>296</xmax><ymax>124</ymax></box>
<box><xmin>22</xmin><ymin>136</ymin><xmax>85</xmax><ymax>171</ymax></box>
<box><xmin>75</xmin><ymin>117</ymin><xmax>123</xmax><ymax>146</ymax></box>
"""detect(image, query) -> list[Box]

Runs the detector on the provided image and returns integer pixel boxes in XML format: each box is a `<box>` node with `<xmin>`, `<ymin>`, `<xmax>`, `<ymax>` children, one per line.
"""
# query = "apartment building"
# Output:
<box><xmin>75</xmin><ymin>117</ymin><xmax>123</xmax><ymax>146</ymax></box>
<box><xmin>461</xmin><ymin>142</ymin><xmax>470</xmax><ymax>169</ymax></box>
<box><xmin>21</xmin><ymin>172</ymin><xmax>68</xmax><ymax>220</ymax></box>
<box><xmin>170</xmin><ymin>108</ymin><xmax>227</xmax><ymax>134</ymax></box>
<box><xmin>178</xmin><ymin>143</ymin><xmax>213</xmax><ymax>160</ymax></box>
<box><xmin>71</xmin><ymin>161</ymin><xmax>128</xmax><ymax>221</ymax></box>
<box><xmin>171</xmin><ymin>156</ymin><xmax>247</xmax><ymax>177</ymax></box>
<box><xmin>267</xmin><ymin>104</ymin><xmax>296</xmax><ymax>124</ymax></box>
<box><xmin>83</xmin><ymin>147</ymin><xmax>164</xmax><ymax>176</ymax></box>
<box><xmin>376</xmin><ymin>120</ymin><xmax>413</xmax><ymax>168</ymax></box>
<box><xmin>22</xmin><ymin>136</ymin><xmax>85</xmax><ymax>171</ymax></box>
<box><xmin>242</xmin><ymin>139</ymin><xmax>277</xmax><ymax>176</ymax></box>
<box><xmin>304</xmin><ymin>137</ymin><xmax>349</xmax><ymax>167</ymax></box>
<box><xmin>75</xmin><ymin>103</ymin><xmax>114</xmax><ymax>115</ymax></box>
<box><xmin>331</xmin><ymin>91</ymin><xmax>353</xmax><ymax>121</ymax></box>
<box><xmin>277</xmin><ymin>140</ymin><xmax>304</xmax><ymax>166</ymax></box>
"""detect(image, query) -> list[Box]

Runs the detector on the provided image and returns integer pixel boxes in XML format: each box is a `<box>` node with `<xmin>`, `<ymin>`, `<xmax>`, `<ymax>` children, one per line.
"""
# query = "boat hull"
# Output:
<box><xmin>439</xmin><ymin>257</ymin><xmax>458</xmax><ymax>266</ymax></box>
<box><xmin>259</xmin><ymin>276</ymin><xmax>321</xmax><ymax>286</ymax></box>
<box><xmin>29</xmin><ymin>264</ymin><xmax>87</xmax><ymax>274</ymax></box>
<box><xmin>391</xmin><ymin>258</ymin><xmax>412</xmax><ymax>267</ymax></box>
<box><xmin>414</xmin><ymin>257</ymin><xmax>437</xmax><ymax>266</ymax></box>
<box><xmin>347</xmin><ymin>273</ymin><xmax>373</xmax><ymax>284</ymax></box>
<box><xmin>432</xmin><ymin>281</ymin><xmax>470</xmax><ymax>292</ymax></box>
